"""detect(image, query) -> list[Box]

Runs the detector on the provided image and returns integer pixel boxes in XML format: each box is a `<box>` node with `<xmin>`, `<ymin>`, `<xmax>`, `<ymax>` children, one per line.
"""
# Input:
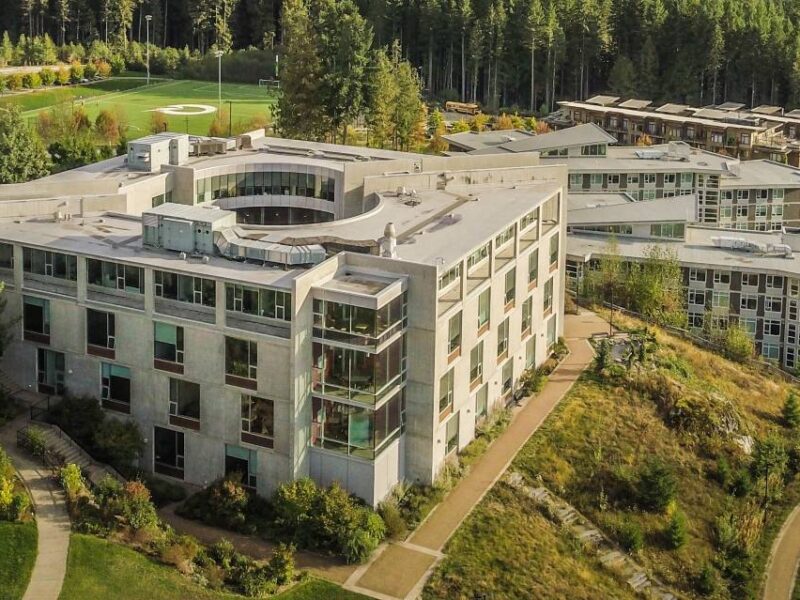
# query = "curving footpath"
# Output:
<box><xmin>763</xmin><ymin>503</ymin><xmax>800</xmax><ymax>600</ymax></box>
<box><xmin>343</xmin><ymin>309</ymin><xmax>610</xmax><ymax>600</ymax></box>
<box><xmin>0</xmin><ymin>416</ymin><xmax>71</xmax><ymax>600</ymax></box>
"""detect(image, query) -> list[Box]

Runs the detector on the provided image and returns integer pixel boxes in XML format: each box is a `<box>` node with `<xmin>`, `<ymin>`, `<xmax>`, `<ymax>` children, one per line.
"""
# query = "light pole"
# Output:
<box><xmin>145</xmin><ymin>15</ymin><xmax>152</xmax><ymax>85</ymax></box>
<box><xmin>215</xmin><ymin>50</ymin><xmax>224</xmax><ymax>109</ymax></box>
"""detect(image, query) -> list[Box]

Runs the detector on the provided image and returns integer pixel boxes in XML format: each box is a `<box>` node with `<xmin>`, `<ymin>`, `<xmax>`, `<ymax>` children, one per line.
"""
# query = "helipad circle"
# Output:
<box><xmin>151</xmin><ymin>104</ymin><xmax>218</xmax><ymax>116</ymax></box>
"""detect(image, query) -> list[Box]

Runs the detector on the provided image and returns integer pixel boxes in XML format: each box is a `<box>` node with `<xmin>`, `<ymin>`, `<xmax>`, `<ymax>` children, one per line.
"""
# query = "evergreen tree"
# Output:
<box><xmin>364</xmin><ymin>46</ymin><xmax>398</xmax><ymax>149</ymax></box>
<box><xmin>783</xmin><ymin>392</ymin><xmax>800</xmax><ymax>429</ymax></box>
<box><xmin>608</xmin><ymin>55</ymin><xmax>636</xmax><ymax>97</ymax></box>
<box><xmin>0</xmin><ymin>105</ymin><xmax>51</xmax><ymax>183</ymax></box>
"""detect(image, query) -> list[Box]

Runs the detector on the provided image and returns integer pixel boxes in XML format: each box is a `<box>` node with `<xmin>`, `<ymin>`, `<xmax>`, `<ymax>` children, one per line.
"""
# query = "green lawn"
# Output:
<box><xmin>60</xmin><ymin>534</ymin><xmax>367</xmax><ymax>600</ymax></box>
<box><xmin>0</xmin><ymin>521</ymin><xmax>37</xmax><ymax>600</ymax></box>
<box><xmin>10</xmin><ymin>78</ymin><xmax>276</xmax><ymax>137</ymax></box>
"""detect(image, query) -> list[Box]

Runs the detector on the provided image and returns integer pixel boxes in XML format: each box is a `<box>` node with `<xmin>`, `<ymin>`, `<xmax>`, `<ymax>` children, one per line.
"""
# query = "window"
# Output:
<box><xmin>789</xmin><ymin>324</ymin><xmax>798</xmax><ymax>346</ymax></box>
<box><xmin>445</xmin><ymin>413</ymin><xmax>459</xmax><ymax>454</ymax></box>
<box><xmin>589</xmin><ymin>174</ymin><xmax>603</xmax><ymax>187</ymax></box>
<box><xmin>86</xmin><ymin>259</ymin><xmax>144</xmax><ymax>294</ymax></box>
<box><xmin>712</xmin><ymin>291</ymin><xmax>730</xmax><ymax>309</ymax></box>
<box><xmin>721</xmin><ymin>190</ymin><xmax>734</xmax><ymax>202</ymax></box>
<box><xmin>504</xmin><ymin>268</ymin><xmax>516</xmax><ymax>306</ymax></box>
<box><xmin>543</xmin><ymin>277</ymin><xmax>554</xmax><ymax>314</ymax></box>
<box><xmin>688</xmin><ymin>313</ymin><xmax>704</xmax><ymax>329</ymax></box>
<box><xmin>713</xmin><ymin>271</ymin><xmax>731</xmax><ymax>286</ymax></box>
<box><xmin>711</xmin><ymin>131</ymin><xmax>724</xmax><ymax>144</ymax></box>
<box><xmin>87</xmin><ymin>309</ymin><xmax>115</xmax><ymax>355</ymax></box>
<box><xmin>155</xmin><ymin>271</ymin><xmax>216</xmax><ymax>306</ymax></box>
<box><xmin>773</xmin><ymin>204</ymin><xmax>784</xmax><ymax>217</ymax></box>
<box><xmin>762</xmin><ymin>344</ymin><xmax>781</xmax><ymax>361</ymax></box>
<box><xmin>477</xmin><ymin>288</ymin><xmax>490</xmax><ymax>331</ymax></box>
<box><xmin>755</xmin><ymin>205</ymin><xmax>768</xmax><ymax>219</ymax></box>
<box><xmin>525</xmin><ymin>337</ymin><xmax>536</xmax><ymax>369</ymax></box>
<box><xmin>169</xmin><ymin>378</ymin><xmax>201</xmax><ymax>423</ymax></box>
<box><xmin>568</xmin><ymin>173</ymin><xmax>582</xmax><ymax>188</ymax></box>
<box><xmin>740</xmin><ymin>294</ymin><xmax>758</xmax><ymax>311</ymax></box>
<box><xmin>643</xmin><ymin>173</ymin><xmax>656</xmax><ymax>185</ymax></box>
<box><xmin>475</xmin><ymin>384</ymin><xmax>488</xmax><ymax>420</ymax></box>
<box><xmin>311</xmin><ymin>391</ymin><xmax>404</xmax><ymax>459</ymax></box>
<box><xmin>439</xmin><ymin>369</ymin><xmax>454</xmax><ymax>414</ymax></box>
<box><xmin>689</xmin><ymin>268</ymin><xmax>706</xmax><ymax>283</ymax></box>
<box><xmin>501</xmin><ymin>360</ymin><xmax>513</xmax><ymax>395</ymax></box>
<box><xmin>688</xmin><ymin>290</ymin><xmax>705</xmax><ymax>306</ymax></box>
<box><xmin>225</xmin><ymin>445</ymin><xmax>258</xmax><ymax>488</ymax></box>
<box><xmin>650</xmin><ymin>223</ymin><xmax>685</xmax><ymax>239</ymax></box>
<box><xmin>742</xmin><ymin>273</ymin><xmax>759</xmax><ymax>287</ymax></box>
<box><xmin>767</xmin><ymin>275</ymin><xmax>784</xmax><ymax>290</ymax></box>
<box><xmin>23</xmin><ymin>296</ymin><xmax>50</xmax><ymax>342</ymax></box>
<box><xmin>225</xmin><ymin>337</ymin><xmax>258</xmax><ymax>387</ymax></box>
<box><xmin>737</xmin><ymin>190</ymin><xmax>749</xmax><ymax>202</ymax></box>
<box><xmin>765</xmin><ymin>297</ymin><xmax>782</xmax><ymax>313</ymax></box>
<box><xmin>521</xmin><ymin>296</ymin><xmax>533</xmax><ymax>336</ymax></box>
<box><xmin>791</xmin><ymin>300</ymin><xmax>800</xmax><ymax>321</ymax></box>
<box><xmin>447</xmin><ymin>311</ymin><xmax>462</xmax><ymax>355</ymax></box>
<box><xmin>153</xmin><ymin>427</ymin><xmax>184</xmax><ymax>479</ymax></box>
<box><xmin>720</xmin><ymin>206</ymin><xmax>733</xmax><ymax>219</ymax></box>
<box><xmin>581</xmin><ymin>144</ymin><xmax>606</xmax><ymax>156</ymax></box>
<box><xmin>519</xmin><ymin>208</ymin><xmax>539</xmax><ymax>233</ymax></box>
<box><xmin>549</xmin><ymin>233</ymin><xmax>559</xmax><ymax>266</ymax></box>
<box><xmin>628</xmin><ymin>173</ymin><xmax>639</xmax><ymax>185</ymax></box>
<box><xmin>37</xmin><ymin>348</ymin><xmax>64</xmax><ymax>395</ymax></box>
<box><xmin>736</xmin><ymin>205</ymin><xmax>748</xmax><ymax>218</ymax></box>
<box><xmin>22</xmin><ymin>248</ymin><xmax>77</xmax><ymax>281</ymax></box>
<box><xmin>641</xmin><ymin>189</ymin><xmax>657</xmax><ymax>201</ymax></box>
<box><xmin>226</xmin><ymin>284</ymin><xmax>291</xmax><ymax>321</ymax></box>
<box><xmin>470</xmin><ymin>342</ymin><xmax>484</xmax><ymax>385</ymax></box>
<box><xmin>607</xmin><ymin>174</ymin><xmax>620</xmax><ymax>186</ymax></box>
<box><xmin>0</xmin><ymin>243</ymin><xmax>12</xmax><ymax>269</ymax></box>
<box><xmin>497</xmin><ymin>318</ymin><xmax>509</xmax><ymax>359</ymax></box>
<box><xmin>774</xmin><ymin>188</ymin><xmax>785</xmax><ymax>201</ymax></box>
<box><xmin>438</xmin><ymin>263</ymin><xmax>461</xmax><ymax>291</ymax></box>
<box><xmin>664</xmin><ymin>173</ymin><xmax>676</xmax><ymax>186</ymax></box>
<box><xmin>154</xmin><ymin>322</ymin><xmax>184</xmax><ymax>366</ymax></box>
<box><xmin>528</xmin><ymin>249</ymin><xmax>539</xmax><ymax>285</ymax></box>
<box><xmin>763</xmin><ymin>320</ymin><xmax>782</xmax><ymax>337</ymax></box>
<box><xmin>495</xmin><ymin>225</ymin><xmax>515</xmax><ymax>248</ymax></box>
<box><xmin>101</xmin><ymin>363</ymin><xmax>131</xmax><ymax>411</ymax></box>
<box><xmin>756</xmin><ymin>189</ymin><xmax>769</xmax><ymax>202</ymax></box>
<box><xmin>467</xmin><ymin>242</ymin><xmax>490</xmax><ymax>270</ymax></box>
<box><xmin>740</xmin><ymin>317</ymin><xmax>757</xmax><ymax>336</ymax></box>
<box><xmin>241</xmin><ymin>395</ymin><xmax>274</xmax><ymax>448</ymax></box>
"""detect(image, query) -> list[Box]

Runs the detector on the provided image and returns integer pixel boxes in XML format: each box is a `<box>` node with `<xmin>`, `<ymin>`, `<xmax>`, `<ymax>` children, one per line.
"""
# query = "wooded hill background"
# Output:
<box><xmin>1</xmin><ymin>0</ymin><xmax>799</xmax><ymax>113</ymax></box>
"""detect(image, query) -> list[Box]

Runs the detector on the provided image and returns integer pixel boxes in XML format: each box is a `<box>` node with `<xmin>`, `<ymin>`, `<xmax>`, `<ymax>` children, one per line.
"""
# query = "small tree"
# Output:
<box><xmin>618</xmin><ymin>519</ymin><xmax>644</xmax><ymax>553</ymax></box>
<box><xmin>469</xmin><ymin>113</ymin><xmax>489</xmax><ymax>132</ymax></box>
<box><xmin>782</xmin><ymin>391</ymin><xmax>800</xmax><ymax>429</ymax></box>
<box><xmin>0</xmin><ymin>106</ymin><xmax>51</xmax><ymax>183</ymax></box>
<box><xmin>450</xmin><ymin>119</ymin><xmax>470</xmax><ymax>133</ymax></box>
<box><xmin>722</xmin><ymin>324</ymin><xmax>755</xmax><ymax>363</ymax></box>
<box><xmin>56</xmin><ymin>66</ymin><xmax>70</xmax><ymax>85</ymax></box>
<box><xmin>665</xmin><ymin>508</ymin><xmax>688</xmax><ymax>549</ymax></box>
<box><xmin>752</xmin><ymin>434</ymin><xmax>788</xmax><ymax>522</ymax></box>
<box><xmin>637</xmin><ymin>458</ymin><xmax>677</xmax><ymax>512</ymax></box>
<box><xmin>149</xmin><ymin>111</ymin><xmax>169</xmax><ymax>134</ymax></box>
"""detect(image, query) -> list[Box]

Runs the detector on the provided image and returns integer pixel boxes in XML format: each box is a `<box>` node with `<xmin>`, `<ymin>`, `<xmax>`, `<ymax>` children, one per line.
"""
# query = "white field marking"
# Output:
<box><xmin>149</xmin><ymin>104</ymin><xmax>218</xmax><ymax>115</ymax></box>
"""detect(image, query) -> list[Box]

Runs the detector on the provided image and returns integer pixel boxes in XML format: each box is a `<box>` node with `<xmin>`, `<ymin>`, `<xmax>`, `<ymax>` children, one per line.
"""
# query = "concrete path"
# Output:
<box><xmin>344</xmin><ymin>309</ymin><xmax>609</xmax><ymax>600</ymax></box>
<box><xmin>763</xmin><ymin>503</ymin><xmax>800</xmax><ymax>600</ymax></box>
<box><xmin>0</xmin><ymin>416</ymin><xmax>71</xmax><ymax>600</ymax></box>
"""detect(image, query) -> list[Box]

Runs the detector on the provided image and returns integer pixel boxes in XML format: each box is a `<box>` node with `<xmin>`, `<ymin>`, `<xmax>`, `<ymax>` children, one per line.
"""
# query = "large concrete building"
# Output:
<box><xmin>0</xmin><ymin>131</ymin><xmax>566</xmax><ymax>505</ymax></box>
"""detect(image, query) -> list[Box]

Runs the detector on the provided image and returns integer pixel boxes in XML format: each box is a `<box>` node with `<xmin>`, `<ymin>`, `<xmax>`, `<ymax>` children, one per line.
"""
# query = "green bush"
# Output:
<box><xmin>118</xmin><ymin>480</ymin><xmax>159</xmax><ymax>531</ymax></box>
<box><xmin>22</xmin><ymin>427</ymin><xmax>48</xmax><ymax>461</ymax></box>
<box><xmin>377</xmin><ymin>499</ymin><xmax>408</xmax><ymax>541</ymax></box>
<box><xmin>722</xmin><ymin>324</ymin><xmax>755</xmax><ymax>363</ymax></box>
<box><xmin>782</xmin><ymin>391</ymin><xmax>800</xmax><ymax>429</ymax></box>
<box><xmin>266</xmin><ymin>542</ymin><xmax>295</xmax><ymax>585</ymax></box>
<box><xmin>617</xmin><ymin>519</ymin><xmax>644</xmax><ymax>553</ymax></box>
<box><xmin>636</xmin><ymin>458</ymin><xmax>677</xmax><ymax>512</ymax></box>
<box><xmin>93</xmin><ymin>418</ymin><xmax>144</xmax><ymax>468</ymax></box>
<box><xmin>22</xmin><ymin>72</ymin><xmax>41</xmax><ymax>88</ymax></box>
<box><xmin>208</xmin><ymin>538</ymin><xmax>237</xmax><ymax>571</ymax></box>
<box><xmin>715</xmin><ymin>457</ymin><xmax>731</xmax><ymax>488</ymax></box>
<box><xmin>695</xmin><ymin>563</ymin><xmax>717</xmax><ymax>596</ymax></box>
<box><xmin>59</xmin><ymin>463</ymin><xmax>85</xmax><ymax>503</ymax></box>
<box><xmin>69</xmin><ymin>63</ymin><xmax>85</xmax><ymax>83</ymax></box>
<box><xmin>665</xmin><ymin>509</ymin><xmax>688</xmax><ymax>549</ymax></box>
<box><xmin>40</xmin><ymin>67</ymin><xmax>55</xmax><ymax>86</ymax></box>
<box><xmin>728</xmin><ymin>468</ymin><xmax>752</xmax><ymax>497</ymax></box>
<box><xmin>238</xmin><ymin>566</ymin><xmax>278</xmax><ymax>598</ymax></box>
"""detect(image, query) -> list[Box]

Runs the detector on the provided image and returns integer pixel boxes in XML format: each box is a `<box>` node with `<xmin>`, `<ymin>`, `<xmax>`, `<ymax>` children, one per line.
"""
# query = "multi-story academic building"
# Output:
<box><xmin>0</xmin><ymin>131</ymin><xmax>566</xmax><ymax>505</ymax></box>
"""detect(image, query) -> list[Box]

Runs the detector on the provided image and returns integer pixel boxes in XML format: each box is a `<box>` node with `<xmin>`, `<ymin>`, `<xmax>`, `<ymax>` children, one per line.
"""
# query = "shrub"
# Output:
<box><xmin>23</xmin><ymin>427</ymin><xmax>48</xmax><ymax>461</ymax></box>
<box><xmin>377</xmin><ymin>499</ymin><xmax>408</xmax><ymax>541</ymax></box>
<box><xmin>0</xmin><ymin>476</ymin><xmax>13</xmax><ymax>516</ymax></box>
<box><xmin>339</xmin><ymin>511</ymin><xmax>386</xmax><ymax>563</ymax></box>
<box><xmin>93</xmin><ymin>418</ymin><xmax>144</xmax><ymax>468</ymax></box>
<box><xmin>69</xmin><ymin>62</ymin><xmax>85</xmax><ymax>83</ymax></box>
<box><xmin>722</xmin><ymin>324</ymin><xmax>755</xmax><ymax>363</ymax></box>
<box><xmin>9</xmin><ymin>491</ymin><xmax>30</xmax><ymax>521</ymax></box>
<box><xmin>208</xmin><ymin>538</ymin><xmax>237</xmax><ymax>571</ymax></box>
<box><xmin>56</xmin><ymin>67</ymin><xmax>70</xmax><ymax>85</ymax></box>
<box><xmin>665</xmin><ymin>509</ymin><xmax>688</xmax><ymax>549</ymax></box>
<box><xmin>695</xmin><ymin>563</ymin><xmax>717</xmax><ymax>596</ymax></box>
<box><xmin>239</xmin><ymin>566</ymin><xmax>278</xmax><ymax>598</ymax></box>
<box><xmin>59</xmin><ymin>463</ymin><xmax>85</xmax><ymax>503</ymax></box>
<box><xmin>48</xmin><ymin>395</ymin><xmax>104</xmax><ymax>448</ymax></box>
<box><xmin>266</xmin><ymin>543</ymin><xmax>295</xmax><ymax>585</ymax></box>
<box><xmin>22</xmin><ymin>72</ymin><xmax>41</xmax><ymax>88</ymax></box>
<box><xmin>617</xmin><ymin>519</ymin><xmax>644</xmax><ymax>553</ymax></box>
<box><xmin>40</xmin><ymin>67</ymin><xmax>55</xmax><ymax>86</ymax></box>
<box><xmin>160</xmin><ymin>534</ymin><xmax>200</xmax><ymax>574</ymax></box>
<box><xmin>84</xmin><ymin>62</ymin><xmax>97</xmax><ymax>79</ymax></box>
<box><xmin>782</xmin><ymin>391</ymin><xmax>800</xmax><ymax>429</ymax></box>
<box><xmin>6</xmin><ymin>73</ymin><xmax>22</xmax><ymax>90</ymax></box>
<box><xmin>715</xmin><ymin>456</ymin><xmax>731</xmax><ymax>488</ymax></box>
<box><xmin>119</xmin><ymin>480</ymin><xmax>159</xmax><ymax>531</ymax></box>
<box><xmin>95</xmin><ymin>59</ymin><xmax>112</xmax><ymax>78</ymax></box>
<box><xmin>272</xmin><ymin>477</ymin><xmax>319</xmax><ymax>545</ymax></box>
<box><xmin>141</xmin><ymin>475</ymin><xmax>186</xmax><ymax>507</ymax></box>
<box><xmin>728</xmin><ymin>468</ymin><xmax>752</xmax><ymax>497</ymax></box>
<box><xmin>636</xmin><ymin>458</ymin><xmax>677</xmax><ymax>512</ymax></box>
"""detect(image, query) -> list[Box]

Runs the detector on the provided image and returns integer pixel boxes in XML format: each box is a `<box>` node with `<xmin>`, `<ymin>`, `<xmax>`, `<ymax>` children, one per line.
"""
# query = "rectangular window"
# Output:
<box><xmin>155</xmin><ymin>271</ymin><xmax>216</xmax><ymax>306</ymax></box>
<box><xmin>153</xmin><ymin>426</ymin><xmax>184</xmax><ymax>479</ymax></box>
<box><xmin>650</xmin><ymin>223</ymin><xmax>685</xmax><ymax>239</ymax></box>
<box><xmin>23</xmin><ymin>296</ymin><xmax>50</xmax><ymax>343</ymax></box>
<box><xmin>765</xmin><ymin>296</ymin><xmax>782</xmax><ymax>313</ymax></box>
<box><xmin>528</xmin><ymin>249</ymin><xmax>539</xmax><ymax>285</ymax></box>
<box><xmin>712</xmin><ymin>291</ymin><xmax>730</xmax><ymax>309</ymax></box>
<box><xmin>737</xmin><ymin>190</ymin><xmax>749</xmax><ymax>202</ymax></box>
<box><xmin>467</xmin><ymin>242</ymin><xmax>490</xmax><ymax>270</ymax></box>
<box><xmin>469</xmin><ymin>341</ymin><xmax>483</xmax><ymax>385</ymax></box>
<box><xmin>664</xmin><ymin>173</ymin><xmax>676</xmax><ymax>185</ymax></box>
<box><xmin>742</xmin><ymin>273</ymin><xmax>759</xmax><ymax>287</ymax></box>
<box><xmin>688</xmin><ymin>290</ymin><xmax>705</xmax><ymax>306</ymax></box>
<box><xmin>643</xmin><ymin>173</ymin><xmax>656</xmax><ymax>185</ymax></box>
<box><xmin>762</xmin><ymin>344</ymin><xmax>781</xmax><ymax>361</ymax></box>
<box><xmin>475</xmin><ymin>384</ymin><xmax>488</xmax><ymax>420</ymax></box>
<box><xmin>543</xmin><ymin>277</ymin><xmax>554</xmax><ymax>314</ymax></box>
<box><xmin>438</xmin><ymin>263</ymin><xmax>461</xmax><ymax>291</ymax></box>
<box><xmin>226</xmin><ymin>284</ymin><xmax>292</xmax><ymax>321</ymax></box>
<box><xmin>519</xmin><ymin>208</ymin><xmax>539</xmax><ymax>233</ymax></box>
<box><xmin>86</xmin><ymin>259</ymin><xmax>144</xmax><ymax>294</ymax></box>
<box><xmin>447</xmin><ymin>311</ymin><xmax>462</xmax><ymax>355</ymax></box>
<box><xmin>628</xmin><ymin>173</ymin><xmax>639</xmax><ymax>185</ymax></box>
<box><xmin>225</xmin><ymin>445</ymin><xmax>258</xmax><ymax>488</ymax></box>
<box><xmin>225</xmin><ymin>337</ymin><xmax>258</xmax><ymax>388</ymax></box>
<box><xmin>0</xmin><ymin>243</ymin><xmax>13</xmax><ymax>269</ymax></box>
<box><xmin>521</xmin><ymin>296</ymin><xmax>532</xmax><ymax>335</ymax></box>
<box><xmin>689</xmin><ymin>268</ymin><xmax>706</xmax><ymax>283</ymax></box>
<box><xmin>101</xmin><ymin>363</ymin><xmax>131</xmax><ymax>411</ymax></box>
<box><xmin>22</xmin><ymin>248</ymin><xmax>77</xmax><ymax>281</ymax></box>
<box><xmin>439</xmin><ymin>368</ymin><xmax>454</xmax><ymax>415</ymax></box>
<box><xmin>501</xmin><ymin>360</ymin><xmax>513</xmax><ymax>395</ymax></box>
<box><xmin>774</xmin><ymin>188</ymin><xmax>785</xmax><ymax>201</ymax></box>
<box><xmin>37</xmin><ymin>349</ymin><xmax>64</xmax><ymax>395</ymax></box>
<box><xmin>445</xmin><ymin>413</ymin><xmax>459</xmax><ymax>454</ymax></box>
<box><xmin>755</xmin><ymin>205</ymin><xmax>768</xmax><ymax>219</ymax></box>
<box><xmin>495</xmin><ymin>225</ymin><xmax>515</xmax><ymax>248</ymax></box>
<box><xmin>767</xmin><ymin>275</ymin><xmax>784</xmax><ymax>290</ymax></box>
<box><xmin>590</xmin><ymin>174</ymin><xmax>603</xmax><ymax>187</ymax></box>
<box><xmin>713</xmin><ymin>271</ymin><xmax>731</xmax><ymax>286</ymax></box>
<box><xmin>87</xmin><ymin>308</ymin><xmax>115</xmax><ymax>356</ymax></box>
<box><xmin>504</xmin><ymin>268</ymin><xmax>516</xmax><ymax>306</ymax></box>
<box><xmin>607</xmin><ymin>174</ymin><xmax>620</xmax><ymax>186</ymax></box>
<box><xmin>169</xmin><ymin>378</ymin><xmax>201</xmax><ymax>424</ymax></box>
<box><xmin>740</xmin><ymin>294</ymin><xmax>758</xmax><ymax>311</ymax></box>
<box><xmin>711</xmin><ymin>131</ymin><xmax>724</xmax><ymax>144</ymax></box>
<box><xmin>477</xmin><ymin>288</ymin><xmax>490</xmax><ymax>331</ymax></box>
<box><xmin>764</xmin><ymin>320</ymin><xmax>782</xmax><ymax>337</ymax></box>
<box><xmin>241</xmin><ymin>395</ymin><xmax>275</xmax><ymax>448</ymax></box>
<box><xmin>154</xmin><ymin>322</ymin><xmax>184</xmax><ymax>367</ymax></box>
<box><xmin>497</xmin><ymin>318</ymin><xmax>509</xmax><ymax>359</ymax></box>
<box><xmin>549</xmin><ymin>233</ymin><xmax>559</xmax><ymax>266</ymax></box>
<box><xmin>526</xmin><ymin>337</ymin><xmax>536</xmax><ymax>369</ymax></box>
<box><xmin>568</xmin><ymin>173</ymin><xmax>582</xmax><ymax>188</ymax></box>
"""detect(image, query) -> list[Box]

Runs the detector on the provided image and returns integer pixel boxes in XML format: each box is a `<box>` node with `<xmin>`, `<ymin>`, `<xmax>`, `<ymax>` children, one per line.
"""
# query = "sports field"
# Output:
<box><xmin>8</xmin><ymin>78</ymin><xmax>277</xmax><ymax>137</ymax></box>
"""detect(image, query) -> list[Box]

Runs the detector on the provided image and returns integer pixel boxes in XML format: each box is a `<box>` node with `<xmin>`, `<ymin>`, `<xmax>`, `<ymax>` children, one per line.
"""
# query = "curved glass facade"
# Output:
<box><xmin>195</xmin><ymin>170</ymin><xmax>336</xmax><ymax>204</ymax></box>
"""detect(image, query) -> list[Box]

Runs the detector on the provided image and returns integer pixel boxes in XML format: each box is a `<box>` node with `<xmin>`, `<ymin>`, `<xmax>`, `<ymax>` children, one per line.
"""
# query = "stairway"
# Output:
<box><xmin>32</xmin><ymin>424</ymin><xmax>124</xmax><ymax>487</ymax></box>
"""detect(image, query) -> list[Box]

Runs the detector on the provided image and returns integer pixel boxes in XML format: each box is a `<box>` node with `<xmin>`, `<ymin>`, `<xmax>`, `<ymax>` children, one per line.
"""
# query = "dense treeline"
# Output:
<box><xmin>2</xmin><ymin>0</ymin><xmax>800</xmax><ymax>112</ymax></box>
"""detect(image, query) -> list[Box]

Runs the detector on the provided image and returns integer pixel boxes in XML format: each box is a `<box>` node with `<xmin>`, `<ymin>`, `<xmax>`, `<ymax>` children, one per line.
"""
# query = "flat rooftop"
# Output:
<box><xmin>568</xmin><ymin>194</ymin><xmax>696</xmax><ymax>225</ymax></box>
<box><xmin>541</xmin><ymin>143</ymin><xmax>730</xmax><ymax>173</ymax></box>
<box><xmin>466</xmin><ymin>123</ymin><xmax>617</xmax><ymax>156</ymax></box>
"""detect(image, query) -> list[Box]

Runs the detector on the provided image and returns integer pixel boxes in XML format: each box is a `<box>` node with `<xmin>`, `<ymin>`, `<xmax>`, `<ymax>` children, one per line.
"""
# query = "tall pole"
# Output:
<box><xmin>145</xmin><ymin>15</ymin><xmax>152</xmax><ymax>85</ymax></box>
<box><xmin>215</xmin><ymin>51</ymin><xmax>224</xmax><ymax>109</ymax></box>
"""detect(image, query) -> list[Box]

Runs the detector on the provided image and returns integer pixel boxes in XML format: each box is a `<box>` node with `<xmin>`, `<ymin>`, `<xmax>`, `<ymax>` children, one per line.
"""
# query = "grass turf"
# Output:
<box><xmin>0</xmin><ymin>521</ymin><xmax>37</xmax><ymax>600</ymax></box>
<box><xmin>7</xmin><ymin>78</ymin><xmax>276</xmax><ymax>137</ymax></box>
<box><xmin>424</xmin><ymin>313</ymin><xmax>800</xmax><ymax>599</ymax></box>
<box><xmin>60</xmin><ymin>533</ymin><xmax>367</xmax><ymax>600</ymax></box>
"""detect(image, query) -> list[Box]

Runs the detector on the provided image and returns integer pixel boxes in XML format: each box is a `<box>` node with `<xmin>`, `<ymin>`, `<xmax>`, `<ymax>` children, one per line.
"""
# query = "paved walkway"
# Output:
<box><xmin>763</xmin><ymin>503</ymin><xmax>800</xmax><ymax>600</ymax></box>
<box><xmin>0</xmin><ymin>415</ymin><xmax>71</xmax><ymax>600</ymax></box>
<box><xmin>344</xmin><ymin>309</ymin><xmax>609</xmax><ymax>600</ymax></box>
